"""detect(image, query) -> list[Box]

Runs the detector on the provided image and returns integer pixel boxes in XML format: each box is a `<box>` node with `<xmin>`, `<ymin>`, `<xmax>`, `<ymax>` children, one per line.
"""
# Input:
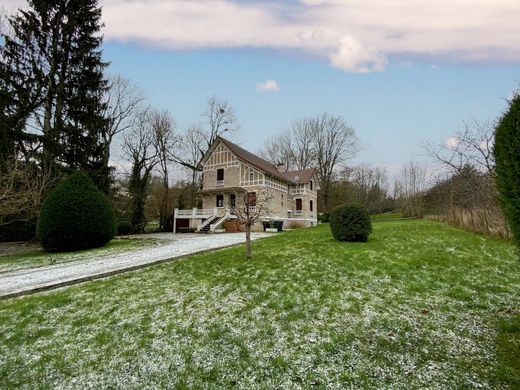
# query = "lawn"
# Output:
<box><xmin>0</xmin><ymin>237</ymin><xmax>160</xmax><ymax>273</ymax></box>
<box><xmin>0</xmin><ymin>220</ymin><xmax>519</xmax><ymax>389</ymax></box>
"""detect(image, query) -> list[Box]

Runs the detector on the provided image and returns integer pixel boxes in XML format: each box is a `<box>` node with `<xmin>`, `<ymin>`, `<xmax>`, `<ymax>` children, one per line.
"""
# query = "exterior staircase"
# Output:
<box><xmin>199</xmin><ymin>216</ymin><xmax>220</xmax><ymax>233</ymax></box>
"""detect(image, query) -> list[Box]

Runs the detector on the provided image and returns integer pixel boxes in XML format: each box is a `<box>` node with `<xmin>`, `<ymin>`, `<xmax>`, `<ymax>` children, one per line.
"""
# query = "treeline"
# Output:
<box><xmin>418</xmin><ymin>120</ymin><xmax>508</xmax><ymax>237</ymax></box>
<box><xmin>0</xmin><ymin>0</ymin><xmax>237</xmax><ymax>240</ymax></box>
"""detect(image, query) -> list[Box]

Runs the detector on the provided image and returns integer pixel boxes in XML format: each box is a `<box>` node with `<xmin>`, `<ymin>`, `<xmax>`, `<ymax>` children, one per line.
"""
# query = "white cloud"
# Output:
<box><xmin>329</xmin><ymin>35</ymin><xmax>387</xmax><ymax>73</ymax></box>
<box><xmin>445</xmin><ymin>137</ymin><xmax>459</xmax><ymax>150</ymax></box>
<box><xmin>4</xmin><ymin>0</ymin><xmax>520</xmax><ymax>73</ymax></box>
<box><xmin>256</xmin><ymin>80</ymin><xmax>280</xmax><ymax>92</ymax></box>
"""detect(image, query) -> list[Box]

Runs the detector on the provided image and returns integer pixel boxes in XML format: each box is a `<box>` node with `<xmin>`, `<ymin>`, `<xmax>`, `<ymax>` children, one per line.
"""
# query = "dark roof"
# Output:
<box><xmin>217</xmin><ymin>137</ymin><xmax>297</xmax><ymax>183</ymax></box>
<box><xmin>280</xmin><ymin>168</ymin><xmax>315</xmax><ymax>184</ymax></box>
<box><xmin>203</xmin><ymin>137</ymin><xmax>316</xmax><ymax>185</ymax></box>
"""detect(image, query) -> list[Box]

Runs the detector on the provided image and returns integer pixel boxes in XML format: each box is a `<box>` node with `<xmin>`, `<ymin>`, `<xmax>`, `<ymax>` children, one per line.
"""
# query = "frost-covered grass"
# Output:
<box><xmin>0</xmin><ymin>238</ymin><xmax>159</xmax><ymax>272</ymax></box>
<box><xmin>370</xmin><ymin>211</ymin><xmax>404</xmax><ymax>221</ymax></box>
<box><xmin>0</xmin><ymin>220</ymin><xmax>519</xmax><ymax>389</ymax></box>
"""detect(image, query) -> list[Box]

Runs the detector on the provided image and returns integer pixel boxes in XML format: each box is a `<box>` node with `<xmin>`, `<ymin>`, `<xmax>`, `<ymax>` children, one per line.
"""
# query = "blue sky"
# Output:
<box><xmin>6</xmin><ymin>0</ymin><xmax>520</xmax><ymax>176</ymax></box>
<box><xmin>104</xmin><ymin>41</ymin><xmax>519</xmax><ymax>175</ymax></box>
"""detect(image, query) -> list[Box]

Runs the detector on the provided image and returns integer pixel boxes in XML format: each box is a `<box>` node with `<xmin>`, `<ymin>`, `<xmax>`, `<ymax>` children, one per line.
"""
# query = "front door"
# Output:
<box><xmin>229</xmin><ymin>194</ymin><xmax>236</xmax><ymax>209</ymax></box>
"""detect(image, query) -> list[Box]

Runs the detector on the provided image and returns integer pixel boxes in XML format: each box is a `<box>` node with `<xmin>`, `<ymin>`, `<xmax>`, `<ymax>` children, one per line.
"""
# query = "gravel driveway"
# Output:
<box><xmin>0</xmin><ymin>232</ymin><xmax>270</xmax><ymax>299</ymax></box>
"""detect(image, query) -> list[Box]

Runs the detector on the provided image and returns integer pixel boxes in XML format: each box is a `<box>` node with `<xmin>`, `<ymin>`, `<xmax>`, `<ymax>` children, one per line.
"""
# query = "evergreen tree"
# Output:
<box><xmin>494</xmin><ymin>93</ymin><xmax>520</xmax><ymax>247</ymax></box>
<box><xmin>0</xmin><ymin>0</ymin><xmax>110</xmax><ymax>191</ymax></box>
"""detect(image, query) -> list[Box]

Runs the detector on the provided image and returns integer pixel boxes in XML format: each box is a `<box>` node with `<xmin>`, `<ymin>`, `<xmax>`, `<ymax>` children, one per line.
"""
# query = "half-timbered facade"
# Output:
<box><xmin>173</xmin><ymin>137</ymin><xmax>319</xmax><ymax>233</ymax></box>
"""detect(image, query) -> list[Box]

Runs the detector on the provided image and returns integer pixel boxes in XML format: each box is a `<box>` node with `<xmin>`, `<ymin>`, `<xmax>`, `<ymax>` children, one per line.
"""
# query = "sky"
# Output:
<box><xmin>4</xmin><ymin>0</ymin><xmax>520</xmax><ymax>176</ymax></box>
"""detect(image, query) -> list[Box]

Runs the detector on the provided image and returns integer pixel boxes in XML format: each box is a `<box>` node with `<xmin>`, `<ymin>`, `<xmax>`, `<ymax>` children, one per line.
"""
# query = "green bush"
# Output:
<box><xmin>37</xmin><ymin>171</ymin><xmax>115</xmax><ymax>252</ymax></box>
<box><xmin>329</xmin><ymin>203</ymin><xmax>372</xmax><ymax>242</ymax></box>
<box><xmin>117</xmin><ymin>220</ymin><xmax>132</xmax><ymax>236</ymax></box>
<box><xmin>494</xmin><ymin>93</ymin><xmax>520</xmax><ymax>247</ymax></box>
<box><xmin>274</xmin><ymin>220</ymin><xmax>283</xmax><ymax>232</ymax></box>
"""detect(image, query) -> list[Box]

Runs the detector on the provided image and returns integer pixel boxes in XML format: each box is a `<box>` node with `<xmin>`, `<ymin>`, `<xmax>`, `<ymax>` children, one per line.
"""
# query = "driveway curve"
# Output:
<box><xmin>0</xmin><ymin>232</ymin><xmax>270</xmax><ymax>299</ymax></box>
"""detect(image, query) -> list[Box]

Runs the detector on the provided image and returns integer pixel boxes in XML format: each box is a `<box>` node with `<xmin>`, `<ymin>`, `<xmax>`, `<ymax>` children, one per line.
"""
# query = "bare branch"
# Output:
<box><xmin>231</xmin><ymin>188</ymin><xmax>274</xmax><ymax>259</ymax></box>
<box><xmin>102</xmin><ymin>75</ymin><xmax>145</xmax><ymax>146</ymax></box>
<box><xmin>421</xmin><ymin>118</ymin><xmax>495</xmax><ymax>175</ymax></box>
<box><xmin>0</xmin><ymin>159</ymin><xmax>56</xmax><ymax>221</ymax></box>
<box><xmin>201</xmin><ymin>96</ymin><xmax>239</xmax><ymax>150</ymax></box>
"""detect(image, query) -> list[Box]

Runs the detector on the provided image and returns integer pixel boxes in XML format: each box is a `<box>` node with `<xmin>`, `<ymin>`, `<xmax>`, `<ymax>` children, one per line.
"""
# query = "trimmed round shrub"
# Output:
<box><xmin>329</xmin><ymin>203</ymin><xmax>372</xmax><ymax>242</ymax></box>
<box><xmin>37</xmin><ymin>171</ymin><xmax>116</xmax><ymax>252</ymax></box>
<box><xmin>117</xmin><ymin>220</ymin><xmax>132</xmax><ymax>236</ymax></box>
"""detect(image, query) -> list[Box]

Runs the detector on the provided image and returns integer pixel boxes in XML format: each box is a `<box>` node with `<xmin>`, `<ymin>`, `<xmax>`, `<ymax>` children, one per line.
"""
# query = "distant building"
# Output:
<box><xmin>173</xmin><ymin>137</ymin><xmax>318</xmax><ymax>233</ymax></box>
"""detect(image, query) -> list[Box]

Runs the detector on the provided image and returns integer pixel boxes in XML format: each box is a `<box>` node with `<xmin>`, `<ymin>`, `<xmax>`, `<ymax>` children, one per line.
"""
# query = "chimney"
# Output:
<box><xmin>276</xmin><ymin>163</ymin><xmax>285</xmax><ymax>172</ymax></box>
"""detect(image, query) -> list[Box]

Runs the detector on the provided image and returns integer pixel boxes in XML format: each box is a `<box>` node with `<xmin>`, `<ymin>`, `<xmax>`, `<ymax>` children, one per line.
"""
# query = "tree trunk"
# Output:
<box><xmin>245</xmin><ymin>222</ymin><xmax>252</xmax><ymax>259</ymax></box>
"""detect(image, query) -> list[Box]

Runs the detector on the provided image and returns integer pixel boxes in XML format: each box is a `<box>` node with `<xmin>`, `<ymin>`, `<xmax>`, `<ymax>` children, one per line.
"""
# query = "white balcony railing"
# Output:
<box><xmin>175</xmin><ymin>208</ymin><xmax>217</xmax><ymax>218</ymax></box>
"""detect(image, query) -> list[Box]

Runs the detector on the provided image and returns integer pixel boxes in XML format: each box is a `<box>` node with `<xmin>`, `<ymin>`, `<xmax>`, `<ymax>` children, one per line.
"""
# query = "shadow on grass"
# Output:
<box><xmin>495</xmin><ymin>314</ymin><xmax>520</xmax><ymax>387</ymax></box>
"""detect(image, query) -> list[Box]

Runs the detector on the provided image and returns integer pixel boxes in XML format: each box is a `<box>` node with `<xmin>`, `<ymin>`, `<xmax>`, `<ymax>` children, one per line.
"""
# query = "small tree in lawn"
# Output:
<box><xmin>232</xmin><ymin>188</ymin><xmax>272</xmax><ymax>259</ymax></box>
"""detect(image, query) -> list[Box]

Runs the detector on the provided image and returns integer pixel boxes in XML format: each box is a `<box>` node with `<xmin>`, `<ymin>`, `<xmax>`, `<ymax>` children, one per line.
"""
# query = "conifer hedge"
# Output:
<box><xmin>494</xmin><ymin>93</ymin><xmax>520</xmax><ymax>247</ymax></box>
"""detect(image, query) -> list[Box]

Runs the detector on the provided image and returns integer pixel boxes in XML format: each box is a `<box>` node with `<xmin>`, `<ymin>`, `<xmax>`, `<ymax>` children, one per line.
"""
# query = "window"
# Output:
<box><xmin>310</xmin><ymin>200</ymin><xmax>313</xmax><ymax>212</ymax></box>
<box><xmin>295</xmin><ymin>198</ymin><xmax>302</xmax><ymax>214</ymax></box>
<box><xmin>310</xmin><ymin>180</ymin><xmax>313</xmax><ymax>191</ymax></box>
<box><xmin>216</xmin><ymin>168</ymin><xmax>224</xmax><ymax>184</ymax></box>
<box><xmin>249</xmin><ymin>168</ymin><xmax>254</xmax><ymax>181</ymax></box>
<box><xmin>246</xmin><ymin>192</ymin><xmax>257</xmax><ymax>206</ymax></box>
<box><xmin>247</xmin><ymin>192</ymin><xmax>257</xmax><ymax>212</ymax></box>
<box><xmin>230</xmin><ymin>194</ymin><xmax>236</xmax><ymax>208</ymax></box>
<box><xmin>216</xmin><ymin>194</ymin><xmax>224</xmax><ymax>208</ymax></box>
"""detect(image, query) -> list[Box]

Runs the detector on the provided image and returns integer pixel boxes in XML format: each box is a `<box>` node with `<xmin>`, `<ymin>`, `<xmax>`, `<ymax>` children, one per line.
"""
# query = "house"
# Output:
<box><xmin>173</xmin><ymin>137</ymin><xmax>319</xmax><ymax>233</ymax></box>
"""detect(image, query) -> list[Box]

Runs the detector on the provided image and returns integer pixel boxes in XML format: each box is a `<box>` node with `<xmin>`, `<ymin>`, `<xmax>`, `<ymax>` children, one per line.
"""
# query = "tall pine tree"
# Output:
<box><xmin>0</xmin><ymin>0</ymin><xmax>110</xmax><ymax>191</ymax></box>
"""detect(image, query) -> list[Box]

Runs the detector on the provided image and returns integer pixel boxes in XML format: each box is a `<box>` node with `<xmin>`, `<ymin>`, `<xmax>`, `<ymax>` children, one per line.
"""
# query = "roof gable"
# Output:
<box><xmin>199</xmin><ymin>136</ymin><xmax>317</xmax><ymax>186</ymax></box>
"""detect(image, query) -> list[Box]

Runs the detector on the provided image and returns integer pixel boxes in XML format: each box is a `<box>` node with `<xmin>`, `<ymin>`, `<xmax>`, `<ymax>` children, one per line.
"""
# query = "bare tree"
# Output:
<box><xmin>421</xmin><ymin>119</ymin><xmax>495</xmax><ymax>174</ymax></box>
<box><xmin>201</xmin><ymin>96</ymin><xmax>239</xmax><ymax>149</ymax></box>
<box><xmin>421</xmin><ymin>119</ymin><xmax>505</xmax><ymax>235</ymax></box>
<box><xmin>231</xmin><ymin>189</ymin><xmax>273</xmax><ymax>259</ymax></box>
<box><xmin>173</xmin><ymin>97</ymin><xmax>238</xmax><ymax>172</ymax></box>
<box><xmin>150</xmin><ymin>109</ymin><xmax>177</xmax><ymax>231</ymax></box>
<box><xmin>312</xmin><ymin>113</ymin><xmax>360</xmax><ymax>212</ymax></box>
<box><xmin>260</xmin><ymin>133</ymin><xmax>293</xmax><ymax>170</ymax></box>
<box><xmin>260</xmin><ymin>119</ymin><xmax>316</xmax><ymax>171</ymax></box>
<box><xmin>350</xmin><ymin>164</ymin><xmax>389</xmax><ymax>212</ymax></box>
<box><xmin>395</xmin><ymin>161</ymin><xmax>429</xmax><ymax>217</ymax></box>
<box><xmin>172</xmin><ymin>97</ymin><xmax>239</xmax><ymax>206</ymax></box>
<box><xmin>261</xmin><ymin>113</ymin><xmax>359</xmax><ymax>211</ymax></box>
<box><xmin>289</xmin><ymin>119</ymin><xmax>317</xmax><ymax>170</ymax></box>
<box><xmin>123</xmin><ymin>108</ymin><xmax>160</xmax><ymax>232</ymax></box>
<box><xmin>0</xmin><ymin>159</ymin><xmax>55</xmax><ymax>224</ymax></box>
<box><xmin>102</xmin><ymin>75</ymin><xmax>145</xmax><ymax>171</ymax></box>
